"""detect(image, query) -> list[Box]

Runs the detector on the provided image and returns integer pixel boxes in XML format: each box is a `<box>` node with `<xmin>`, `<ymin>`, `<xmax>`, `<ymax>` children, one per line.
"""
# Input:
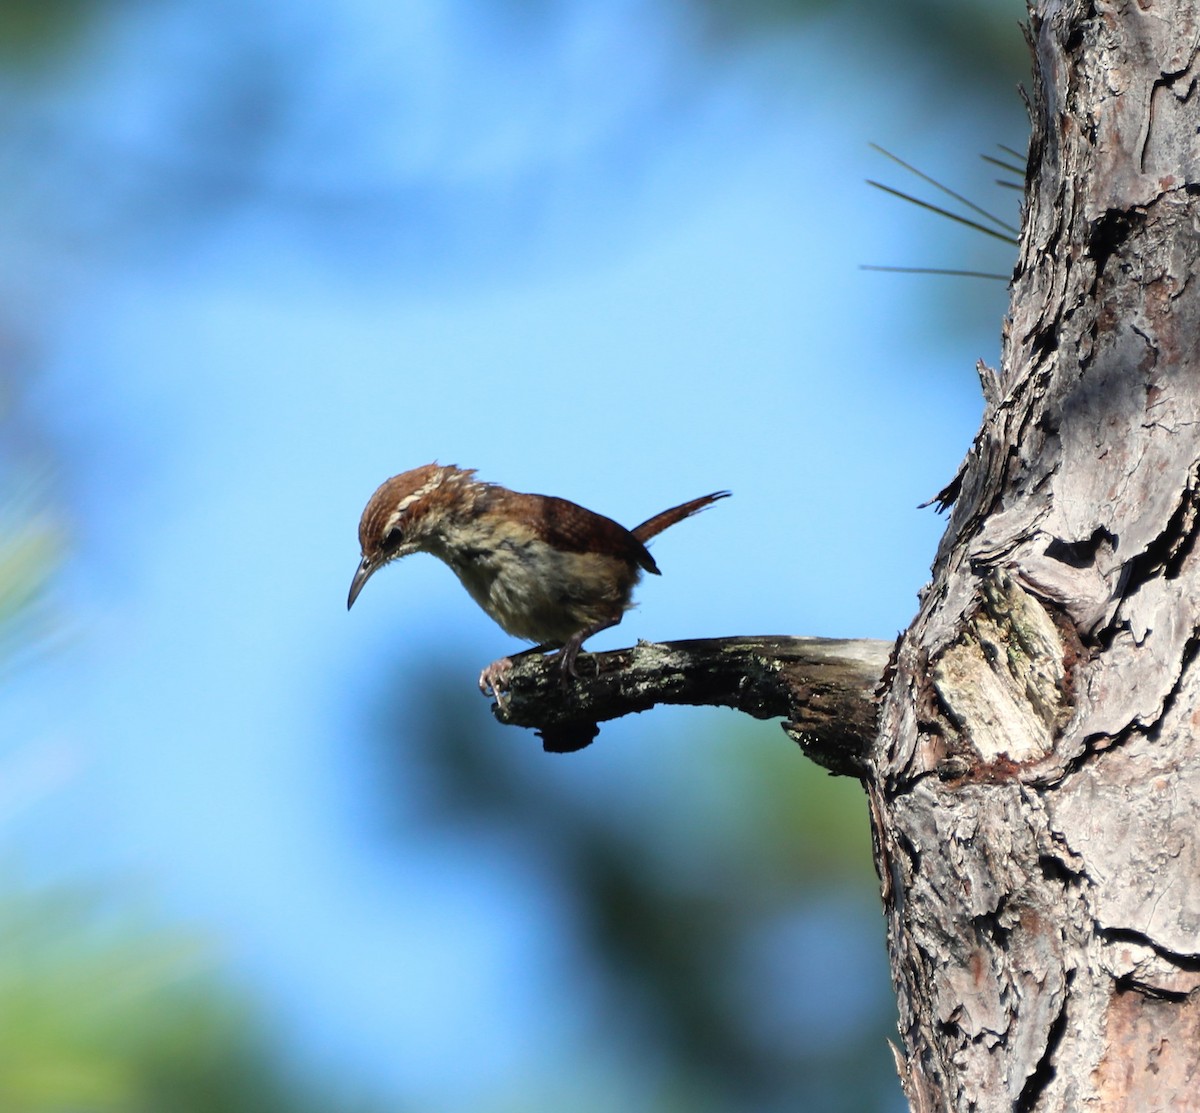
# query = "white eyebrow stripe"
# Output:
<box><xmin>389</xmin><ymin>470</ymin><xmax>450</xmax><ymax>522</ymax></box>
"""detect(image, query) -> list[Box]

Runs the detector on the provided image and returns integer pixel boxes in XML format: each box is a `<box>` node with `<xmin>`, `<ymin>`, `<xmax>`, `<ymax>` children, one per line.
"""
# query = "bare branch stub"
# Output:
<box><xmin>485</xmin><ymin>635</ymin><xmax>892</xmax><ymax>772</ymax></box>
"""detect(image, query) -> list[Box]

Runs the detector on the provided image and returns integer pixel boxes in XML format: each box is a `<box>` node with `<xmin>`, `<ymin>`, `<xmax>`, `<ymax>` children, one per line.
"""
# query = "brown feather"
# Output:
<box><xmin>632</xmin><ymin>491</ymin><xmax>730</xmax><ymax>544</ymax></box>
<box><xmin>494</xmin><ymin>490</ymin><xmax>660</xmax><ymax>574</ymax></box>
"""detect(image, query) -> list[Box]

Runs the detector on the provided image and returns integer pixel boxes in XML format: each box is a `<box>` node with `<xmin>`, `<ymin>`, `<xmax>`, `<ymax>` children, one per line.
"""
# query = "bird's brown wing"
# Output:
<box><xmin>501</xmin><ymin>491</ymin><xmax>661</xmax><ymax>575</ymax></box>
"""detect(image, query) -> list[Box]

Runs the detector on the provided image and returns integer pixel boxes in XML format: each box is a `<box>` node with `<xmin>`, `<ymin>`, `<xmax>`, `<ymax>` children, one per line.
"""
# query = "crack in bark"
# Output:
<box><xmin>1120</xmin><ymin>471</ymin><xmax>1200</xmax><ymax>588</ymax></box>
<box><xmin>1088</xmin><ymin>208</ymin><xmax>1137</xmax><ymax>275</ymax></box>
<box><xmin>1015</xmin><ymin>973</ymin><xmax>1072</xmax><ymax>1113</ymax></box>
<box><xmin>1143</xmin><ymin>632</ymin><xmax>1200</xmax><ymax>741</ymax></box>
<box><xmin>1098</xmin><ymin>926</ymin><xmax>1200</xmax><ymax>970</ymax></box>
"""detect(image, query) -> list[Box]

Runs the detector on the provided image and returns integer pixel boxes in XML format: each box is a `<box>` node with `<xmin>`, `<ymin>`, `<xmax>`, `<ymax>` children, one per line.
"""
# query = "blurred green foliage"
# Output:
<box><xmin>0</xmin><ymin>105</ymin><xmax>392</xmax><ymax>1113</ymax></box>
<box><xmin>0</xmin><ymin>0</ymin><xmax>119</xmax><ymax>68</ymax></box>
<box><xmin>689</xmin><ymin>0</ymin><xmax>1028</xmax><ymax>83</ymax></box>
<box><xmin>0</xmin><ymin>501</ymin><xmax>60</xmax><ymax>674</ymax></box>
<box><xmin>0</xmin><ymin>489</ymin><xmax>391</xmax><ymax>1109</ymax></box>
<box><xmin>375</xmin><ymin>657</ymin><xmax>899</xmax><ymax>1112</ymax></box>
<box><xmin>0</xmin><ymin>882</ymin><xmax>387</xmax><ymax>1113</ymax></box>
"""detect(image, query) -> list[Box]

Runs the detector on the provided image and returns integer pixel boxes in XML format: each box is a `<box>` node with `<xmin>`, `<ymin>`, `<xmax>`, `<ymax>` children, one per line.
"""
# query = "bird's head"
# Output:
<box><xmin>347</xmin><ymin>463</ymin><xmax>479</xmax><ymax>609</ymax></box>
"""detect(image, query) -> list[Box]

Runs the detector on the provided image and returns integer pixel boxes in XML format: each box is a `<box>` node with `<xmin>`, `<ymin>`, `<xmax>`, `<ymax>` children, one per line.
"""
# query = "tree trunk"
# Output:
<box><xmin>874</xmin><ymin>1</ymin><xmax>1200</xmax><ymax>1109</ymax></box>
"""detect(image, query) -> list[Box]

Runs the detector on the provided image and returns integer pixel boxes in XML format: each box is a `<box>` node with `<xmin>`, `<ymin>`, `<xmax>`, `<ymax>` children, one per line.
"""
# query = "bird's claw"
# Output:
<box><xmin>479</xmin><ymin>657</ymin><xmax>514</xmax><ymax>709</ymax></box>
<box><xmin>480</xmin><ymin>643</ymin><xmax>597</xmax><ymax>708</ymax></box>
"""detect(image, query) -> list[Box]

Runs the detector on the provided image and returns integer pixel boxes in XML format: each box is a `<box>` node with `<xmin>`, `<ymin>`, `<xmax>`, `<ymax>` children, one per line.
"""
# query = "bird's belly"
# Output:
<box><xmin>450</xmin><ymin>540</ymin><xmax>637</xmax><ymax>644</ymax></box>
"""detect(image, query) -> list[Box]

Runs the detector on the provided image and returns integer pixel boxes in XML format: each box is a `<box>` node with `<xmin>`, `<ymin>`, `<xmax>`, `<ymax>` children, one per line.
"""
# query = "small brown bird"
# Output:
<box><xmin>348</xmin><ymin>463</ymin><xmax>728</xmax><ymax>694</ymax></box>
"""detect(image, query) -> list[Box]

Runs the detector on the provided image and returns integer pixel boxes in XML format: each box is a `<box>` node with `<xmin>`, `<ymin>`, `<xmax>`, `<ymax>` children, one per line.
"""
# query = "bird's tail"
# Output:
<box><xmin>632</xmin><ymin>491</ymin><xmax>730</xmax><ymax>543</ymax></box>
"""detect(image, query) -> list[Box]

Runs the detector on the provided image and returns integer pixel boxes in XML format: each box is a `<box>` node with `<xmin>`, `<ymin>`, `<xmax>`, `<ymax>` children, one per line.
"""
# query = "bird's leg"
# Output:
<box><xmin>554</xmin><ymin>617</ymin><xmax>622</xmax><ymax>683</ymax></box>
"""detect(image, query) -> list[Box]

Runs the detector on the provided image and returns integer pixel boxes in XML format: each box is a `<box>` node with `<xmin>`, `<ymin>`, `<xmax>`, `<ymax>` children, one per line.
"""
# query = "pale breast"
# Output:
<box><xmin>448</xmin><ymin>536</ymin><xmax>640</xmax><ymax>644</ymax></box>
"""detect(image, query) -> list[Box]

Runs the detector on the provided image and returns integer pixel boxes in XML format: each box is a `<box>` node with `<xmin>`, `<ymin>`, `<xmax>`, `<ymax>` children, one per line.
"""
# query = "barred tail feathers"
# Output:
<box><xmin>632</xmin><ymin>491</ymin><xmax>730</xmax><ymax>544</ymax></box>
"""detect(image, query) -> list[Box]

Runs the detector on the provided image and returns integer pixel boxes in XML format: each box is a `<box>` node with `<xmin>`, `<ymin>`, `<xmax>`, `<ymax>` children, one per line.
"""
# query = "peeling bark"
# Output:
<box><xmin>875</xmin><ymin>1</ymin><xmax>1200</xmax><ymax>1108</ymax></box>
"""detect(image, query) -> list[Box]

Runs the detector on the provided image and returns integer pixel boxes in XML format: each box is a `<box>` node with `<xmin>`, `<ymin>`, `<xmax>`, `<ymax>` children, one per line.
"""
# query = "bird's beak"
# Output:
<box><xmin>347</xmin><ymin>557</ymin><xmax>375</xmax><ymax>610</ymax></box>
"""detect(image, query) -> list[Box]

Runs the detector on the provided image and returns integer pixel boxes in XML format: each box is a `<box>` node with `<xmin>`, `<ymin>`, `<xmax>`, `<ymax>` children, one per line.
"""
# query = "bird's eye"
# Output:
<box><xmin>382</xmin><ymin>526</ymin><xmax>404</xmax><ymax>550</ymax></box>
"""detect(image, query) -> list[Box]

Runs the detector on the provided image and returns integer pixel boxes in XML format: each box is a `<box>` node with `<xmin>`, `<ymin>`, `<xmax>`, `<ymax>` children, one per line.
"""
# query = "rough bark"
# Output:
<box><xmin>874</xmin><ymin>2</ymin><xmax>1200</xmax><ymax>1109</ymax></box>
<box><xmin>489</xmin><ymin>635</ymin><xmax>890</xmax><ymax>766</ymax></box>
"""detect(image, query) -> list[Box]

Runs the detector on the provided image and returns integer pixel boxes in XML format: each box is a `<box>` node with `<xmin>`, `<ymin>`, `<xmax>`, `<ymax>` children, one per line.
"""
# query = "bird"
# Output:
<box><xmin>347</xmin><ymin>463</ymin><xmax>729</xmax><ymax>697</ymax></box>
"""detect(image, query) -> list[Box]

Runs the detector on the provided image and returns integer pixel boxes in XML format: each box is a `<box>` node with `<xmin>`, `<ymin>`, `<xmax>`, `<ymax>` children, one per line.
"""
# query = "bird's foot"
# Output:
<box><xmin>552</xmin><ymin>645</ymin><xmax>578</xmax><ymax>686</ymax></box>
<box><xmin>479</xmin><ymin>657</ymin><xmax>515</xmax><ymax>709</ymax></box>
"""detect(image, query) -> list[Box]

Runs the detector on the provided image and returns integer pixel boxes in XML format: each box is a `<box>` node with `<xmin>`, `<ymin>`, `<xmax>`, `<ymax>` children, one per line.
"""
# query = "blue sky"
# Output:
<box><xmin>3</xmin><ymin>1</ymin><xmax>1026</xmax><ymax>1107</ymax></box>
